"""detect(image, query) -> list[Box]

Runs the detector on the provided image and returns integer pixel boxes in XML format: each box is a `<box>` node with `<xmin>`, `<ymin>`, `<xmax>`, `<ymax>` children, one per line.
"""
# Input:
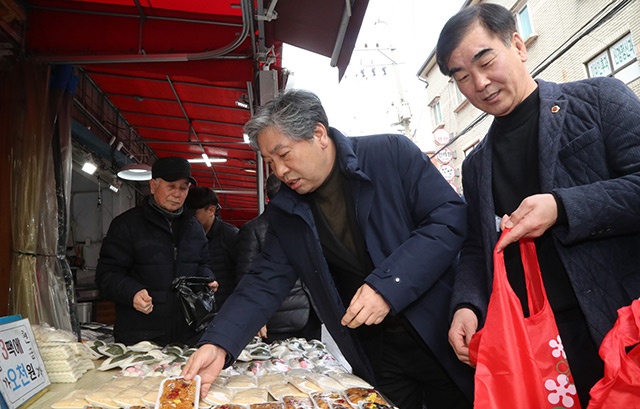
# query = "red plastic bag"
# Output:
<box><xmin>588</xmin><ymin>299</ymin><xmax>640</xmax><ymax>408</ymax></box>
<box><xmin>469</xmin><ymin>232</ymin><xmax>580</xmax><ymax>408</ymax></box>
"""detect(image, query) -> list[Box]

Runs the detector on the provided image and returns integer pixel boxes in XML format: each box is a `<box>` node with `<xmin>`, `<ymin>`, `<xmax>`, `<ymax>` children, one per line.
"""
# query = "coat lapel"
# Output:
<box><xmin>332</xmin><ymin>129</ymin><xmax>373</xmax><ymax>239</ymax></box>
<box><xmin>537</xmin><ymin>80</ymin><xmax>567</xmax><ymax>192</ymax></box>
<box><xmin>479</xmin><ymin>129</ymin><xmax>498</xmax><ymax>252</ymax></box>
<box><xmin>351</xmin><ymin>178</ymin><xmax>373</xmax><ymax>239</ymax></box>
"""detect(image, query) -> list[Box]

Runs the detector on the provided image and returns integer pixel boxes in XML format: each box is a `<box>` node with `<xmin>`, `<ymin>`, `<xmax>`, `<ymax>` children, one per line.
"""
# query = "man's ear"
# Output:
<box><xmin>314</xmin><ymin>123</ymin><xmax>329</xmax><ymax>149</ymax></box>
<box><xmin>512</xmin><ymin>31</ymin><xmax>528</xmax><ymax>62</ymax></box>
<box><xmin>149</xmin><ymin>178</ymin><xmax>157</xmax><ymax>194</ymax></box>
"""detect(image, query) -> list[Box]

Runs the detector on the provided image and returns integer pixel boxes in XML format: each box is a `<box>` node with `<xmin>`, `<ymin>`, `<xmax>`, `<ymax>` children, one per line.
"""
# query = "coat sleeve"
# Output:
<box><xmin>364</xmin><ymin>135</ymin><xmax>467</xmax><ymax>313</ymax></box>
<box><xmin>95</xmin><ymin>215</ymin><xmax>146</xmax><ymax>307</ymax></box>
<box><xmin>451</xmin><ymin>152</ymin><xmax>490</xmax><ymax>324</ymax></box>
<box><xmin>199</xmin><ymin>222</ymin><xmax>297</xmax><ymax>364</ymax></box>
<box><xmin>551</xmin><ymin>78</ymin><xmax>640</xmax><ymax>244</ymax></box>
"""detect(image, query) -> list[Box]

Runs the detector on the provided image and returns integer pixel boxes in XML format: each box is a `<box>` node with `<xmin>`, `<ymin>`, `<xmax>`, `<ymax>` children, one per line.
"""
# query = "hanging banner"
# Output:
<box><xmin>0</xmin><ymin>317</ymin><xmax>50</xmax><ymax>409</ymax></box>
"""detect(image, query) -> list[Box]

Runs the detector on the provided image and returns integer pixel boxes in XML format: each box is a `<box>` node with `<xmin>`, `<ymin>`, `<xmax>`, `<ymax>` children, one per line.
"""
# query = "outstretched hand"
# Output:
<box><xmin>181</xmin><ymin>344</ymin><xmax>227</xmax><ymax>397</ymax></box>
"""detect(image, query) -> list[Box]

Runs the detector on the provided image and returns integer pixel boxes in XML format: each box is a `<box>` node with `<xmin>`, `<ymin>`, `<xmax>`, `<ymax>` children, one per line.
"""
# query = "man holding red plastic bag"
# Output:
<box><xmin>435</xmin><ymin>3</ymin><xmax>640</xmax><ymax>407</ymax></box>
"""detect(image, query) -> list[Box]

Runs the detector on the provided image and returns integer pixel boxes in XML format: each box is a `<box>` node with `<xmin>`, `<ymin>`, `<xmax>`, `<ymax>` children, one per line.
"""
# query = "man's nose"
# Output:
<box><xmin>272</xmin><ymin>161</ymin><xmax>288</xmax><ymax>179</ymax></box>
<box><xmin>473</xmin><ymin>73</ymin><xmax>490</xmax><ymax>92</ymax></box>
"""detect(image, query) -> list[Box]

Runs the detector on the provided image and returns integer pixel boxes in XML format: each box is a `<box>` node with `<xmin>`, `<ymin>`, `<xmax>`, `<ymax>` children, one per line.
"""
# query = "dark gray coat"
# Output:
<box><xmin>96</xmin><ymin>197</ymin><xmax>214</xmax><ymax>346</ymax></box>
<box><xmin>455</xmin><ymin>77</ymin><xmax>640</xmax><ymax>345</ymax></box>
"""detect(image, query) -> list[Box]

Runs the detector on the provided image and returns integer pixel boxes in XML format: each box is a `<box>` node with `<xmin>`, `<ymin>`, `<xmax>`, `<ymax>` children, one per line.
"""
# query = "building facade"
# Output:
<box><xmin>418</xmin><ymin>0</ymin><xmax>640</xmax><ymax>194</ymax></box>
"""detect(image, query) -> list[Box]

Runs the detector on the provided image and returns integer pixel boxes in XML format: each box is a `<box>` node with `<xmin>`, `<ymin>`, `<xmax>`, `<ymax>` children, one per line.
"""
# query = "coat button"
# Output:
<box><xmin>394</xmin><ymin>277</ymin><xmax>400</xmax><ymax>283</ymax></box>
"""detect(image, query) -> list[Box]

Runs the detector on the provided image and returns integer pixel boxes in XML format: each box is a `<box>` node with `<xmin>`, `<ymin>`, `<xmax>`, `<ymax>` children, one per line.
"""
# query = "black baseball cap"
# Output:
<box><xmin>151</xmin><ymin>157</ymin><xmax>197</xmax><ymax>186</ymax></box>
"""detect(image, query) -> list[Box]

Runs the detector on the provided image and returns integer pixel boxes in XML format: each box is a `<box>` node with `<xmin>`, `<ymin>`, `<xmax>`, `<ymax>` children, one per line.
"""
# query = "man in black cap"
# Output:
<box><xmin>96</xmin><ymin>156</ymin><xmax>216</xmax><ymax>346</ymax></box>
<box><xmin>185</xmin><ymin>187</ymin><xmax>239</xmax><ymax>309</ymax></box>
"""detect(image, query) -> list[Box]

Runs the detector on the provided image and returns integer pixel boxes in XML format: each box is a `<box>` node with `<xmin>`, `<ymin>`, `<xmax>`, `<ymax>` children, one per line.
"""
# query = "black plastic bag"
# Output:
<box><xmin>171</xmin><ymin>276</ymin><xmax>217</xmax><ymax>332</ymax></box>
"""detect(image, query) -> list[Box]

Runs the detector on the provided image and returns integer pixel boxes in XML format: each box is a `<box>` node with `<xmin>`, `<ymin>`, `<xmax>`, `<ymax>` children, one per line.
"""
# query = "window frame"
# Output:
<box><xmin>586</xmin><ymin>33</ymin><xmax>639</xmax><ymax>84</ymax></box>
<box><xmin>515</xmin><ymin>3</ymin><xmax>535</xmax><ymax>41</ymax></box>
<box><xmin>463</xmin><ymin>140</ymin><xmax>479</xmax><ymax>159</ymax></box>
<box><xmin>429</xmin><ymin>98</ymin><xmax>444</xmax><ymax>130</ymax></box>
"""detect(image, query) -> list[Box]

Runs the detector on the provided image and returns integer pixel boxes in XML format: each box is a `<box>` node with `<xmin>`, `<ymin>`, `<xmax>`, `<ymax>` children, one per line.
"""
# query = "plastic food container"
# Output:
<box><xmin>155</xmin><ymin>375</ymin><xmax>201</xmax><ymax>409</ymax></box>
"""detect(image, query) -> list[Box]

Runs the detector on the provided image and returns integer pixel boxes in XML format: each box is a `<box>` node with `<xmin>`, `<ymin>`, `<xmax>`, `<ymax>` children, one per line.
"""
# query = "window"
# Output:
<box><xmin>516</xmin><ymin>4</ymin><xmax>534</xmax><ymax>40</ymax></box>
<box><xmin>430</xmin><ymin>100</ymin><xmax>443</xmax><ymax>129</ymax></box>
<box><xmin>453</xmin><ymin>82</ymin><xmax>467</xmax><ymax>110</ymax></box>
<box><xmin>587</xmin><ymin>34</ymin><xmax>640</xmax><ymax>84</ymax></box>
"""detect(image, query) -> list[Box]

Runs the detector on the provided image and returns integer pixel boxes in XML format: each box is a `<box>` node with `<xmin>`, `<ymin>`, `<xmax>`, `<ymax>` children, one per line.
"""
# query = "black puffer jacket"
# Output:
<box><xmin>233</xmin><ymin>212</ymin><xmax>311</xmax><ymax>335</ymax></box>
<box><xmin>206</xmin><ymin>216</ymin><xmax>239</xmax><ymax>308</ymax></box>
<box><xmin>96</xmin><ymin>197</ymin><xmax>214</xmax><ymax>346</ymax></box>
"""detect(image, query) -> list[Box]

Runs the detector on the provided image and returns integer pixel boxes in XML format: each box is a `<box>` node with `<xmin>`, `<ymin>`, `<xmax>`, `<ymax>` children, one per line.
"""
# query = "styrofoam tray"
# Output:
<box><xmin>155</xmin><ymin>375</ymin><xmax>201</xmax><ymax>409</ymax></box>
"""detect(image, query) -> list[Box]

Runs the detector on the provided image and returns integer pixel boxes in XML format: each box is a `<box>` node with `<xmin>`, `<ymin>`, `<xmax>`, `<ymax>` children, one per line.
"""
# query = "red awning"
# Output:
<box><xmin>22</xmin><ymin>0</ymin><xmax>369</xmax><ymax>224</ymax></box>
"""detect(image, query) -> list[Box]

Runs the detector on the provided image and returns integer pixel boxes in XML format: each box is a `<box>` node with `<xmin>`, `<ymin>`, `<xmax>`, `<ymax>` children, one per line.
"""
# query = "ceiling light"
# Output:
<box><xmin>109</xmin><ymin>178</ymin><xmax>122</xmax><ymax>193</ymax></box>
<box><xmin>82</xmin><ymin>161</ymin><xmax>97</xmax><ymax>175</ymax></box>
<box><xmin>201</xmin><ymin>153</ymin><xmax>212</xmax><ymax>167</ymax></box>
<box><xmin>243</xmin><ymin>133</ymin><xmax>250</xmax><ymax>144</ymax></box>
<box><xmin>187</xmin><ymin>157</ymin><xmax>227</xmax><ymax>164</ymax></box>
<box><xmin>117</xmin><ymin>163</ymin><xmax>152</xmax><ymax>181</ymax></box>
<box><xmin>235</xmin><ymin>95</ymin><xmax>249</xmax><ymax>109</ymax></box>
<box><xmin>243</xmin><ymin>168</ymin><xmax>256</xmax><ymax>173</ymax></box>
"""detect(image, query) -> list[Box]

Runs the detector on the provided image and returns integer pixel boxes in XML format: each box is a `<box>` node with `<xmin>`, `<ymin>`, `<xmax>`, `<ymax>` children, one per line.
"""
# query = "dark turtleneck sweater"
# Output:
<box><xmin>491</xmin><ymin>87</ymin><xmax>580</xmax><ymax>319</ymax></box>
<box><xmin>310</xmin><ymin>160</ymin><xmax>405</xmax><ymax>335</ymax></box>
<box><xmin>311</xmin><ymin>161</ymin><xmax>370</xmax><ymax>307</ymax></box>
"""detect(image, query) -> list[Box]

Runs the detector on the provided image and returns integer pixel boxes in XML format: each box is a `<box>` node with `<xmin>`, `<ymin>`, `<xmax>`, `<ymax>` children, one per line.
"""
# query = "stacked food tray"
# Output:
<box><xmin>50</xmin><ymin>337</ymin><xmax>396</xmax><ymax>409</ymax></box>
<box><xmin>32</xmin><ymin>324</ymin><xmax>97</xmax><ymax>383</ymax></box>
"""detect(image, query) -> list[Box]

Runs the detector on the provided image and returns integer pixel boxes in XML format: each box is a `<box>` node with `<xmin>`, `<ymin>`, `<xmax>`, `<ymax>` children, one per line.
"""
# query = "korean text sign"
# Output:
<box><xmin>0</xmin><ymin>318</ymin><xmax>50</xmax><ymax>409</ymax></box>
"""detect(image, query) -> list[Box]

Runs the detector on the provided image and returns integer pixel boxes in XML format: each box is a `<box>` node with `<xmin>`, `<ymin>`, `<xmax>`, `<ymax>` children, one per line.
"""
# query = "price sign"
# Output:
<box><xmin>0</xmin><ymin>318</ymin><xmax>49</xmax><ymax>409</ymax></box>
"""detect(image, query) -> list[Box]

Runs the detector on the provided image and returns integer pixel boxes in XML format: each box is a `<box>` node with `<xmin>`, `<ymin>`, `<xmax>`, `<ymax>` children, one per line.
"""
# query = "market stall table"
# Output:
<box><xmin>20</xmin><ymin>337</ymin><xmax>396</xmax><ymax>409</ymax></box>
